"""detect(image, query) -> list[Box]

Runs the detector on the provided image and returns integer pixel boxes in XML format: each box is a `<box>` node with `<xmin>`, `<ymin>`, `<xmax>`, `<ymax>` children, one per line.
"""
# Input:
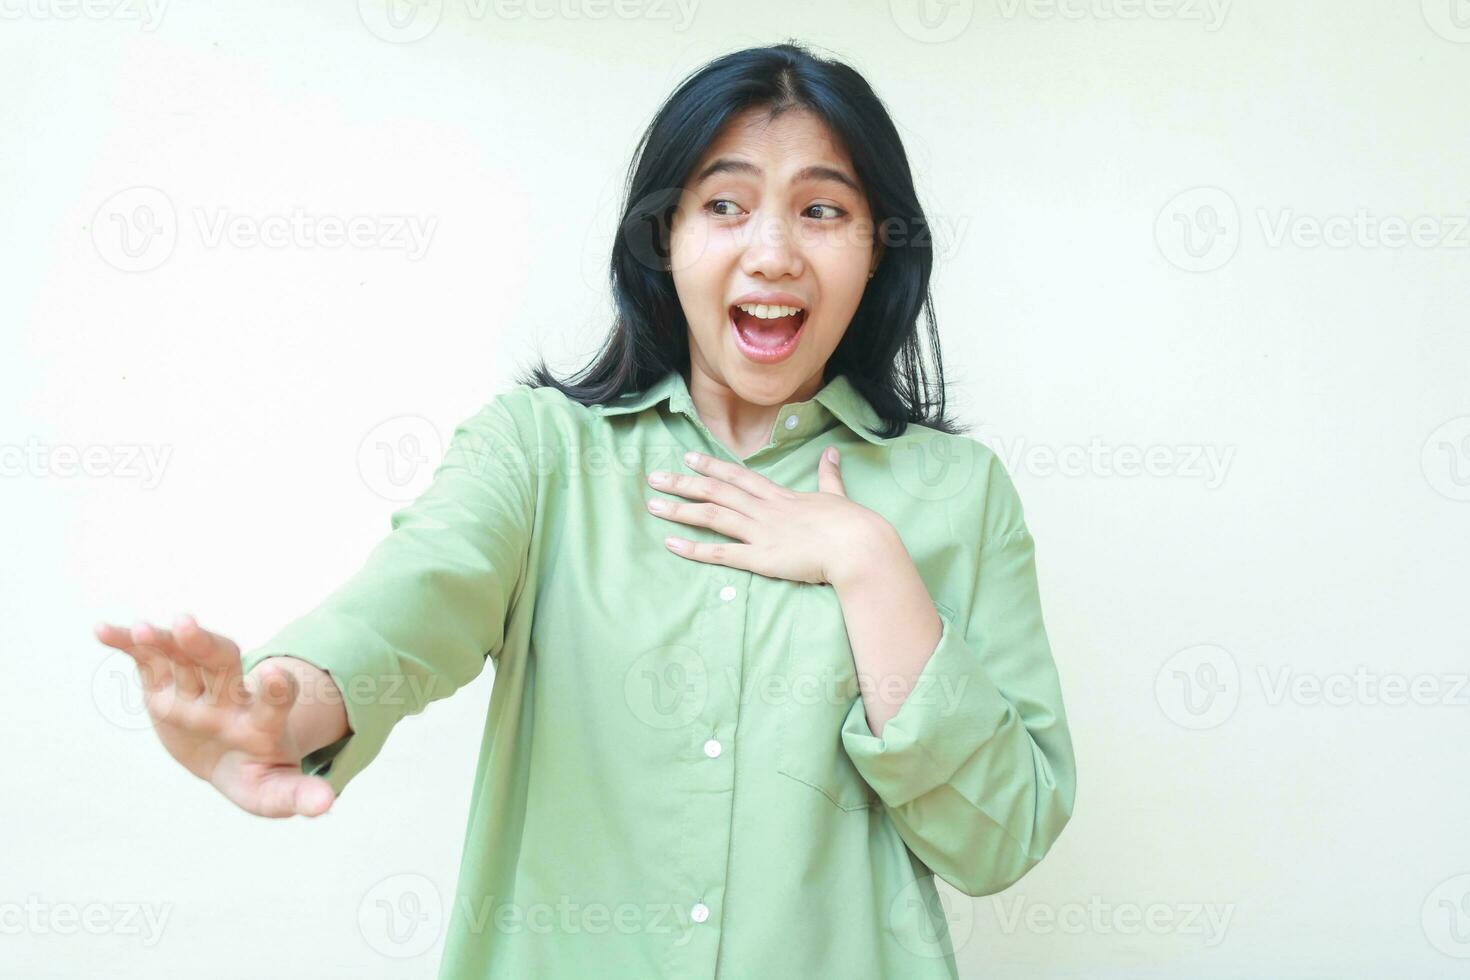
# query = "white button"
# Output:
<box><xmin>719</xmin><ymin>585</ymin><xmax>736</xmax><ymax>602</ymax></box>
<box><xmin>784</xmin><ymin>414</ymin><xmax>799</xmax><ymax>429</ymax></box>
<box><xmin>703</xmin><ymin>738</ymin><xmax>722</xmax><ymax>758</ymax></box>
<box><xmin>691</xmin><ymin>903</ymin><xmax>709</xmax><ymax>923</ymax></box>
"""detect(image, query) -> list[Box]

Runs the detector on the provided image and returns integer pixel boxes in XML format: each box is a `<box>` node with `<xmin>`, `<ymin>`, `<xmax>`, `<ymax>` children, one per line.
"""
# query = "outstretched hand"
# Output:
<box><xmin>93</xmin><ymin>615</ymin><xmax>336</xmax><ymax>818</ymax></box>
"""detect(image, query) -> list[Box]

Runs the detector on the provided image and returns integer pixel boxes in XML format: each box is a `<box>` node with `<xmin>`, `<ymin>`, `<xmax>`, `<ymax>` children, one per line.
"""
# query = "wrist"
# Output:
<box><xmin>826</xmin><ymin>515</ymin><xmax>902</xmax><ymax>592</ymax></box>
<box><xmin>251</xmin><ymin>656</ymin><xmax>350</xmax><ymax>758</ymax></box>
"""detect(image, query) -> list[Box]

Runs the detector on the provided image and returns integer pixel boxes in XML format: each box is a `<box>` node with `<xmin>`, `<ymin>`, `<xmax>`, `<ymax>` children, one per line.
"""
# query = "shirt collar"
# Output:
<box><xmin>596</xmin><ymin>368</ymin><xmax>888</xmax><ymax>445</ymax></box>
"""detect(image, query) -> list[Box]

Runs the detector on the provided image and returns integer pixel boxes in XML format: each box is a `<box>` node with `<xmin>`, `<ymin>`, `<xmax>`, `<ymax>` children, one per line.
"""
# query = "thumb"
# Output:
<box><xmin>249</xmin><ymin>768</ymin><xmax>336</xmax><ymax>818</ymax></box>
<box><xmin>293</xmin><ymin>775</ymin><xmax>336</xmax><ymax>817</ymax></box>
<box><xmin>817</xmin><ymin>445</ymin><xmax>847</xmax><ymax>496</ymax></box>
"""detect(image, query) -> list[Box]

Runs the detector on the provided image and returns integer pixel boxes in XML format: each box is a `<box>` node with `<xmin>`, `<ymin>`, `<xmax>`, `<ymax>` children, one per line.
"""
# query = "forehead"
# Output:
<box><xmin>694</xmin><ymin>106</ymin><xmax>855</xmax><ymax>174</ymax></box>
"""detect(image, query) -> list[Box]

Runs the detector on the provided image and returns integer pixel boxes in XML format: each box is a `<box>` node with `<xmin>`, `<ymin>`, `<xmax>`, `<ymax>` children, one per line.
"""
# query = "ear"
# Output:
<box><xmin>817</xmin><ymin>445</ymin><xmax>847</xmax><ymax>497</ymax></box>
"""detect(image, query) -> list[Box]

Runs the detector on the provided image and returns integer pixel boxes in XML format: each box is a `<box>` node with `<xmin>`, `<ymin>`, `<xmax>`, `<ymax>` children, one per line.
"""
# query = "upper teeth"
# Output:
<box><xmin>736</xmin><ymin>303</ymin><xmax>803</xmax><ymax>319</ymax></box>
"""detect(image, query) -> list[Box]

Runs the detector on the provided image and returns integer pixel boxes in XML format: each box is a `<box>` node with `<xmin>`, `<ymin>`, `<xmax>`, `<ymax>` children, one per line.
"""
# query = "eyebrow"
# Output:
<box><xmin>692</xmin><ymin>157</ymin><xmax>861</xmax><ymax>194</ymax></box>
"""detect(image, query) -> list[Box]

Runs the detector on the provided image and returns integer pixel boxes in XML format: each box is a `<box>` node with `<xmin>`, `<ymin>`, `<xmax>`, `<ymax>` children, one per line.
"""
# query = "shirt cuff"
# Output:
<box><xmin>239</xmin><ymin>623</ymin><xmax>400</xmax><ymax>800</ymax></box>
<box><xmin>839</xmin><ymin>604</ymin><xmax>1014</xmax><ymax>808</ymax></box>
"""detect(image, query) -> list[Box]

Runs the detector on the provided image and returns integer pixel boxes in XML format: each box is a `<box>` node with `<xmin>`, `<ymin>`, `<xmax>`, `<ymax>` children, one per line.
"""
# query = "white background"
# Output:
<box><xmin>3</xmin><ymin>1</ymin><xmax>1469</xmax><ymax>977</ymax></box>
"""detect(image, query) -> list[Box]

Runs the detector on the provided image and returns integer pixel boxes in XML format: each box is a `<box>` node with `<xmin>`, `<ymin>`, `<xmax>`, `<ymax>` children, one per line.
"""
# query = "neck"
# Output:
<box><xmin>683</xmin><ymin>361</ymin><xmax>824</xmax><ymax>461</ymax></box>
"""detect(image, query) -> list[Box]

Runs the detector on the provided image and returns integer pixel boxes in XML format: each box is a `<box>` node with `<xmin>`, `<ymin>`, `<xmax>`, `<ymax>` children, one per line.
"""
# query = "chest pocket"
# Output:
<box><xmin>775</xmin><ymin>582</ymin><xmax>880</xmax><ymax>811</ymax></box>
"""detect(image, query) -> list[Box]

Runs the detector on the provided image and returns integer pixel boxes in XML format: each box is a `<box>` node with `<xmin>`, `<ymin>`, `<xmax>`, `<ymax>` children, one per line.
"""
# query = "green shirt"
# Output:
<box><xmin>239</xmin><ymin>366</ymin><xmax>1076</xmax><ymax>979</ymax></box>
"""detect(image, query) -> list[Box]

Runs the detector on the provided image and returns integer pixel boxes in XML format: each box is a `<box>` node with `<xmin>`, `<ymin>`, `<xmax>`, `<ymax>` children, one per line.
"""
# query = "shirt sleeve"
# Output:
<box><xmin>838</xmin><ymin>459</ymin><xmax>1076</xmax><ymax>898</ymax></box>
<box><xmin>237</xmin><ymin>392</ymin><xmax>537</xmax><ymax>799</ymax></box>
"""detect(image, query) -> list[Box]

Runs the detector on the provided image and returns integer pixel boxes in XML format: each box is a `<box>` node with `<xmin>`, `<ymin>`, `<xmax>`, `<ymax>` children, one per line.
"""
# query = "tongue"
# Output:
<box><xmin>733</xmin><ymin>308</ymin><xmax>801</xmax><ymax>349</ymax></box>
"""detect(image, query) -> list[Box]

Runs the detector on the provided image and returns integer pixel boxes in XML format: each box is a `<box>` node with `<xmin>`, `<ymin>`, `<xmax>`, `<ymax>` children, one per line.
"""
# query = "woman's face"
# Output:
<box><xmin>668</xmin><ymin>107</ymin><xmax>879</xmax><ymax>405</ymax></box>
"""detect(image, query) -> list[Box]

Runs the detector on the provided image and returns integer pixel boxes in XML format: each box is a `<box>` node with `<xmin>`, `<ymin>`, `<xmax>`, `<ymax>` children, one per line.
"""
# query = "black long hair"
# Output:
<box><xmin>515</xmin><ymin>39</ymin><xmax>964</xmax><ymax>440</ymax></box>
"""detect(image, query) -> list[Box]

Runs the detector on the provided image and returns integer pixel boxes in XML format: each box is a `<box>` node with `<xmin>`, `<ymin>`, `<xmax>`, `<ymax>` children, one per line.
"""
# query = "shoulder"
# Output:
<box><xmin>885</xmin><ymin>421</ymin><xmax>1027</xmax><ymax>547</ymax></box>
<box><xmin>470</xmin><ymin>381</ymin><xmax>608</xmax><ymax>455</ymax></box>
<box><xmin>494</xmin><ymin>381</ymin><xmax>610</xmax><ymax>419</ymax></box>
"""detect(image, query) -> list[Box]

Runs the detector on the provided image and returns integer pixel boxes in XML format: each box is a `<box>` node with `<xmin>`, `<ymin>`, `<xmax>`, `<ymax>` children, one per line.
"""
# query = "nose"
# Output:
<box><xmin>738</xmin><ymin>209</ymin><xmax>804</xmax><ymax>281</ymax></box>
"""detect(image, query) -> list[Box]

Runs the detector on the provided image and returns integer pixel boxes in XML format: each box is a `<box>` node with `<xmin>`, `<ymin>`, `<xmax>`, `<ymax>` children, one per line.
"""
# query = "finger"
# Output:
<box><xmin>95</xmin><ymin>622</ymin><xmax>172</xmax><ymax>691</ymax></box>
<box><xmin>679</xmin><ymin>451</ymin><xmax>779</xmax><ymax>500</ymax></box>
<box><xmin>174</xmin><ymin>614</ymin><xmax>246</xmax><ymax>704</ymax></box>
<box><xmin>94</xmin><ymin>621</ymin><xmax>135</xmax><ymax>651</ymax></box>
<box><xmin>294</xmin><ymin>775</ymin><xmax>336</xmax><ymax>817</ymax></box>
<box><xmin>247</xmin><ymin>663</ymin><xmax>299</xmax><ymax>735</ymax></box>
<box><xmin>665</xmin><ymin>536</ymin><xmax>751</xmax><ymax>571</ymax></box>
<box><xmin>817</xmin><ymin>445</ymin><xmax>847</xmax><ymax>497</ymax></box>
<box><xmin>133</xmin><ymin>621</ymin><xmax>206</xmax><ymax>699</ymax></box>
<box><xmin>173</xmin><ymin>614</ymin><xmax>241</xmax><ymax>669</ymax></box>
<box><xmin>255</xmin><ymin>770</ymin><xmax>336</xmax><ymax>819</ymax></box>
<box><xmin>152</xmin><ymin>690</ymin><xmax>228</xmax><ymax>738</ymax></box>
<box><xmin>651</xmin><ymin>468</ymin><xmax>763</xmax><ymax>518</ymax></box>
<box><xmin>648</xmin><ymin>497</ymin><xmax>755</xmax><ymax>542</ymax></box>
<box><xmin>116</xmin><ymin>622</ymin><xmax>182</xmax><ymax>692</ymax></box>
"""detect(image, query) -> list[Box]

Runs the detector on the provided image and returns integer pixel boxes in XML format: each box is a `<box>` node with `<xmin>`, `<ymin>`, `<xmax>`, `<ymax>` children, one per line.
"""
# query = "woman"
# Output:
<box><xmin>94</xmin><ymin>41</ymin><xmax>1075</xmax><ymax>979</ymax></box>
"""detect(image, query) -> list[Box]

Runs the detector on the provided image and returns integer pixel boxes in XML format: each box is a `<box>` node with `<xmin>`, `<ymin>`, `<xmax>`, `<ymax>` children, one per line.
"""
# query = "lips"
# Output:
<box><xmin>729</xmin><ymin>305</ymin><xmax>806</xmax><ymax>364</ymax></box>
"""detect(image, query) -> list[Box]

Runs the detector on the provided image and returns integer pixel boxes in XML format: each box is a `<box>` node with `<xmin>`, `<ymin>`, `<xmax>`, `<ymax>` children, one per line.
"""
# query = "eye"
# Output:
<box><xmin>705</xmin><ymin>199</ymin><xmax>744</xmax><ymax>217</ymax></box>
<box><xmin>805</xmin><ymin>203</ymin><xmax>847</xmax><ymax>220</ymax></box>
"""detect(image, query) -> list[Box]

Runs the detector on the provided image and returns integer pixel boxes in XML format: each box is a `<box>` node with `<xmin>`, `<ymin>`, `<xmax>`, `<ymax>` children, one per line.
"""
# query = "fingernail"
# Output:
<box><xmin>826</xmin><ymin>446</ymin><xmax>838</xmax><ymax>463</ymax></box>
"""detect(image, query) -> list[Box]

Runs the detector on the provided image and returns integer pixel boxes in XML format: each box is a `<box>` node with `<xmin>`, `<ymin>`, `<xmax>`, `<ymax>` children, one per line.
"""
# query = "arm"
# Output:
<box><xmin>832</xmin><ymin>459</ymin><xmax>1076</xmax><ymax>898</ymax></box>
<box><xmin>239</xmin><ymin>392</ymin><xmax>537</xmax><ymax>799</ymax></box>
<box><xmin>830</xmin><ymin>521</ymin><xmax>943</xmax><ymax>739</ymax></box>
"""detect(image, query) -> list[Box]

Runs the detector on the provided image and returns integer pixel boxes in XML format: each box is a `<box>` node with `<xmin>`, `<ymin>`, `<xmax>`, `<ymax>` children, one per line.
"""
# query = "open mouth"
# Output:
<box><xmin>728</xmin><ymin>303</ymin><xmax>807</xmax><ymax>364</ymax></box>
